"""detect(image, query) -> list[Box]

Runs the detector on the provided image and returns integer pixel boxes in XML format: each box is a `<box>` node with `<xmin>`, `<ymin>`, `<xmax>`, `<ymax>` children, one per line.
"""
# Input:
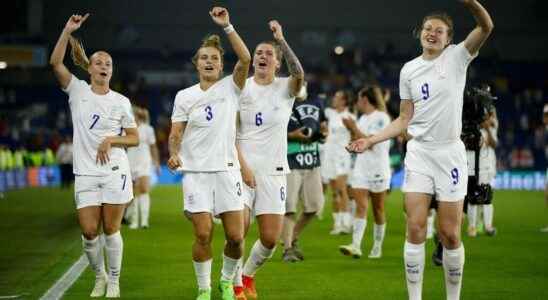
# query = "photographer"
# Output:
<box><xmin>463</xmin><ymin>86</ymin><xmax>498</xmax><ymax>237</ymax></box>
<box><xmin>281</xmin><ymin>84</ymin><xmax>327</xmax><ymax>262</ymax></box>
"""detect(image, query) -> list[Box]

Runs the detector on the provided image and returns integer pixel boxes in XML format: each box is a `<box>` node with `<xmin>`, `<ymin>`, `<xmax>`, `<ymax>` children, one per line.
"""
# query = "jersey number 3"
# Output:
<box><xmin>205</xmin><ymin>106</ymin><xmax>213</xmax><ymax>121</ymax></box>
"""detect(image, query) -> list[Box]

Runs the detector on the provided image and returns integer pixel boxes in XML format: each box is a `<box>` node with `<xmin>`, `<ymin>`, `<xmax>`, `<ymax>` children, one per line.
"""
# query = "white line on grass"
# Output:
<box><xmin>38</xmin><ymin>254</ymin><xmax>88</xmax><ymax>300</ymax></box>
<box><xmin>0</xmin><ymin>295</ymin><xmax>28</xmax><ymax>299</ymax></box>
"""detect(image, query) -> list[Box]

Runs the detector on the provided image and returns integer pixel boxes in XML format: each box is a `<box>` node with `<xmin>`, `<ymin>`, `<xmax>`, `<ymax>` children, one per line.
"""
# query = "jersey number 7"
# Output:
<box><xmin>89</xmin><ymin>114</ymin><xmax>100</xmax><ymax>129</ymax></box>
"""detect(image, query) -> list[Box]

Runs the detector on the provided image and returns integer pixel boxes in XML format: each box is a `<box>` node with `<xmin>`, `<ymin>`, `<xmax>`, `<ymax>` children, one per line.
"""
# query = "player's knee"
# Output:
<box><xmin>82</xmin><ymin>228</ymin><xmax>99</xmax><ymax>240</ymax></box>
<box><xmin>195</xmin><ymin>231</ymin><xmax>213</xmax><ymax>245</ymax></box>
<box><xmin>226</xmin><ymin>234</ymin><xmax>244</xmax><ymax>249</ymax></box>
<box><xmin>407</xmin><ymin>220</ymin><xmax>426</xmax><ymax>240</ymax></box>
<box><xmin>439</xmin><ymin>228</ymin><xmax>460</xmax><ymax>247</ymax></box>
<box><xmin>103</xmin><ymin>223</ymin><xmax>120</xmax><ymax>235</ymax></box>
<box><xmin>373</xmin><ymin>207</ymin><xmax>384</xmax><ymax>219</ymax></box>
<box><xmin>259</xmin><ymin>236</ymin><xmax>277</xmax><ymax>249</ymax></box>
<box><xmin>355</xmin><ymin>205</ymin><xmax>366</xmax><ymax>216</ymax></box>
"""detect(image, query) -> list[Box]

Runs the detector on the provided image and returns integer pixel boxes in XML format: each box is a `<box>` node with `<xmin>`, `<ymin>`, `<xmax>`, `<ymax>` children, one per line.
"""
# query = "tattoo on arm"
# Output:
<box><xmin>168</xmin><ymin>131</ymin><xmax>181</xmax><ymax>157</ymax></box>
<box><xmin>279</xmin><ymin>39</ymin><xmax>303</xmax><ymax>77</ymax></box>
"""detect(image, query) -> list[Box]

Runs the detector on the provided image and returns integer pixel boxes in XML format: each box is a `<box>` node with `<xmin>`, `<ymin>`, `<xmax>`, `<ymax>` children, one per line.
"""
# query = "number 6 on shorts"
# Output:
<box><xmin>450</xmin><ymin>168</ymin><xmax>459</xmax><ymax>185</ymax></box>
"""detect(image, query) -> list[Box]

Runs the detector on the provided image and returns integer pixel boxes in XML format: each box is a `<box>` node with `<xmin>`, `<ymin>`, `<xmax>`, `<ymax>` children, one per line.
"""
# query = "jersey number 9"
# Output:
<box><xmin>421</xmin><ymin>83</ymin><xmax>430</xmax><ymax>100</ymax></box>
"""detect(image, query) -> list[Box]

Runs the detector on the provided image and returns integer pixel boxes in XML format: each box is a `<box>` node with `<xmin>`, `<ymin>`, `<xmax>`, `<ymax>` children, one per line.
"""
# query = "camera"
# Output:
<box><xmin>461</xmin><ymin>84</ymin><xmax>497</xmax><ymax>150</ymax></box>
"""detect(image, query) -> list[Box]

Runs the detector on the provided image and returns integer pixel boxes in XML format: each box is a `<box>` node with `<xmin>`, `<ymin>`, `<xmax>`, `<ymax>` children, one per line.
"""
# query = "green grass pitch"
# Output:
<box><xmin>1</xmin><ymin>187</ymin><xmax>547</xmax><ymax>299</ymax></box>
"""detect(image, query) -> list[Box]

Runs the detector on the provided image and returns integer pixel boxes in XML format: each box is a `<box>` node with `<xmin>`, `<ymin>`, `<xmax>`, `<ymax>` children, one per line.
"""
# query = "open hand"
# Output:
<box><xmin>346</xmin><ymin>138</ymin><xmax>373</xmax><ymax>153</ymax></box>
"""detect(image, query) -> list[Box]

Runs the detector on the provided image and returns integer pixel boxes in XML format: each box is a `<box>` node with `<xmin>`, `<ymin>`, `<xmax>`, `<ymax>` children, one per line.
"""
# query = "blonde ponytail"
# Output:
<box><xmin>68</xmin><ymin>36</ymin><xmax>90</xmax><ymax>71</ymax></box>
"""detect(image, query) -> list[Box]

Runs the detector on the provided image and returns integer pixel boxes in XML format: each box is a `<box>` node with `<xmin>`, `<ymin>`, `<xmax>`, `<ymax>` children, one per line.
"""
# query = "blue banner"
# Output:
<box><xmin>0</xmin><ymin>167</ymin><xmax>544</xmax><ymax>191</ymax></box>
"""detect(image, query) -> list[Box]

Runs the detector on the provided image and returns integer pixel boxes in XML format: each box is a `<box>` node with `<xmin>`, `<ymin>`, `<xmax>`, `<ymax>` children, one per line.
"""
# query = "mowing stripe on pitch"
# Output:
<box><xmin>39</xmin><ymin>254</ymin><xmax>88</xmax><ymax>300</ymax></box>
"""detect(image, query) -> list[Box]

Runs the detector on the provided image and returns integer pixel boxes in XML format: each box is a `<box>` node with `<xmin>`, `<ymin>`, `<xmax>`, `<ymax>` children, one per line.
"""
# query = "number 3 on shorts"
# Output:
<box><xmin>450</xmin><ymin>168</ymin><xmax>459</xmax><ymax>185</ymax></box>
<box><xmin>236</xmin><ymin>182</ymin><xmax>242</xmax><ymax>196</ymax></box>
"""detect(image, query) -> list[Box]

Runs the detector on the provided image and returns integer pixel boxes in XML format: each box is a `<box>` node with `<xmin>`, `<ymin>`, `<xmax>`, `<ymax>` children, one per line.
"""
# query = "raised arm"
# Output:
<box><xmin>347</xmin><ymin>100</ymin><xmax>414</xmax><ymax>153</ymax></box>
<box><xmin>269</xmin><ymin>20</ymin><xmax>304</xmax><ymax>97</ymax></box>
<box><xmin>209</xmin><ymin>7</ymin><xmax>251</xmax><ymax>90</ymax></box>
<box><xmin>50</xmin><ymin>14</ymin><xmax>89</xmax><ymax>89</ymax></box>
<box><xmin>461</xmin><ymin>0</ymin><xmax>494</xmax><ymax>55</ymax></box>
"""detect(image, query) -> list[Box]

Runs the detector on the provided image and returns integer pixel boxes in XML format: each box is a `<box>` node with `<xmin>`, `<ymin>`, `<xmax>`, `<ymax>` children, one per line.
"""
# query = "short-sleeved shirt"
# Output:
<box><xmin>63</xmin><ymin>75</ymin><xmax>136</xmax><ymax>176</ymax></box>
<box><xmin>237</xmin><ymin>77</ymin><xmax>295</xmax><ymax>175</ymax></box>
<box><xmin>353</xmin><ymin>110</ymin><xmax>391</xmax><ymax>179</ymax></box>
<box><xmin>127</xmin><ymin>123</ymin><xmax>156</xmax><ymax>168</ymax></box>
<box><xmin>287</xmin><ymin>97</ymin><xmax>326</xmax><ymax>170</ymax></box>
<box><xmin>399</xmin><ymin>42</ymin><xmax>477</xmax><ymax>143</ymax></box>
<box><xmin>324</xmin><ymin>107</ymin><xmax>355</xmax><ymax>153</ymax></box>
<box><xmin>171</xmin><ymin>76</ymin><xmax>241</xmax><ymax>172</ymax></box>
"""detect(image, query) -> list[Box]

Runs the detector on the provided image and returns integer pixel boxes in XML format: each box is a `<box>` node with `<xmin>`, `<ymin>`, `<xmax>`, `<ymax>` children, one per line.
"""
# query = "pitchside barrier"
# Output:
<box><xmin>0</xmin><ymin>166</ymin><xmax>545</xmax><ymax>192</ymax></box>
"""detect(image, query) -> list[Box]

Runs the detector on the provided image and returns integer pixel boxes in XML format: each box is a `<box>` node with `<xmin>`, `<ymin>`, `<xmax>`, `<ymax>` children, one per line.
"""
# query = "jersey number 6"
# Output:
<box><xmin>255</xmin><ymin>112</ymin><xmax>263</xmax><ymax>126</ymax></box>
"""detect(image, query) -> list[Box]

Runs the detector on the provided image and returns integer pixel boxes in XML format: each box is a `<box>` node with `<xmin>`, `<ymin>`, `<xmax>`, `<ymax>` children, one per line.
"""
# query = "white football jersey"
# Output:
<box><xmin>127</xmin><ymin>123</ymin><xmax>156</xmax><ymax>169</ymax></box>
<box><xmin>63</xmin><ymin>75</ymin><xmax>136</xmax><ymax>176</ymax></box>
<box><xmin>237</xmin><ymin>77</ymin><xmax>295</xmax><ymax>175</ymax></box>
<box><xmin>467</xmin><ymin>124</ymin><xmax>498</xmax><ymax>176</ymax></box>
<box><xmin>400</xmin><ymin>42</ymin><xmax>477</xmax><ymax>143</ymax></box>
<box><xmin>172</xmin><ymin>76</ymin><xmax>241</xmax><ymax>172</ymax></box>
<box><xmin>324</xmin><ymin>107</ymin><xmax>355</xmax><ymax>153</ymax></box>
<box><xmin>353</xmin><ymin>110</ymin><xmax>391</xmax><ymax>179</ymax></box>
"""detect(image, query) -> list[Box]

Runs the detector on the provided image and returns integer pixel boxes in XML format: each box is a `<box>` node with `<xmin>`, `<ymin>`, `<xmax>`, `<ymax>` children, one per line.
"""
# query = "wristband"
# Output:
<box><xmin>223</xmin><ymin>24</ymin><xmax>235</xmax><ymax>34</ymax></box>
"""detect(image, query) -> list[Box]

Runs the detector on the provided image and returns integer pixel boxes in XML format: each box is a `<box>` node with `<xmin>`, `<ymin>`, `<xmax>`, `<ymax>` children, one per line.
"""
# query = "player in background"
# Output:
<box><xmin>347</xmin><ymin>1</ymin><xmax>493</xmax><ymax>299</ymax></box>
<box><xmin>126</xmin><ymin>106</ymin><xmax>160</xmax><ymax>229</ymax></box>
<box><xmin>324</xmin><ymin>90</ymin><xmax>355</xmax><ymax>234</ymax></box>
<box><xmin>281</xmin><ymin>83</ymin><xmax>327</xmax><ymax>263</ymax></box>
<box><xmin>50</xmin><ymin>14</ymin><xmax>139</xmax><ymax>298</ymax></box>
<box><xmin>466</xmin><ymin>110</ymin><xmax>498</xmax><ymax>237</ymax></box>
<box><xmin>339</xmin><ymin>85</ymin><xmax>391</xmax><ymax>259</ymax></box>
<box><xmin>234</xmin><ymin>20</ymin><xmax>304</xmax><ymax>300</ymax></box>
<box><xmin>167</xmin><ymin>7</ymin><xmax>251</xmax><ymax>300</ymax></box>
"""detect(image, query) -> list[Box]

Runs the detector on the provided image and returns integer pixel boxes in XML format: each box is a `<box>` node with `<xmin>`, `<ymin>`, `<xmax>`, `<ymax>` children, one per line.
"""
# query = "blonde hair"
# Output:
<box><xmin>192</xmin><ymin>34</ymin><xmax>225</xmax><ymax>66</ymax></box>
<box><xmin>69</xmin><ymin>36</ymin><xmax>90</xmax><ymax>71</ymax></box>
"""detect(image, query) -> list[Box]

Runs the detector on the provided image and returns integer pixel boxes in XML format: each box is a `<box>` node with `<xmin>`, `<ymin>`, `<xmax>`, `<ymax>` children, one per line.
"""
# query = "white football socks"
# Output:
<box><xmin>373</xmin><ymin>223</ymin><xmax>386</xmax><ymax>247</ymax></box>
<box><xmin>82</xmin><ymin>235</ymin><xmax>106</xmax><ymax>278</ymax></box>
<box><xmin>351</xmin><ymin>218</ymin><xmax>367</xmax><ymax>249</ymax></box>
<box><xmin>221</xmin><ymin>254</ymin><xmax>239</xmax><ymax>281</ymax></box>
<box><xmin>483</xmin><ymin>204</ymin><xmax>494</xmax><ymax>229</ymax></box>
<box><xmin>443</xmin><ymin>244</ymin><xmax>465</xmax><ymax>300</ymax></box>
<box><xmin>243</xmin><ymin>240</ymin><xmax>275</xmax><ymax>277</ymax></box>
<box><xmin>140</xmin><ymin>193</ymin><xmax>150</xmax><ymax>227</ymax></box>
<box><xmin>467</xmin><ymin>204</ymin><xmax>478</xmax><ymax>228</ymax></box>
<box><xmin>233</xmin><ymin>257</ymin><xmax>244</xmax><ymax>286</ymax></box>
<box><xmin>193</xmin><ymin>259</ymin><xmax>212</xmax><ymax>291</ymax></box>
<box><xmin>404</xmin><ymin>241</ymin><xmax>425</xmax><ymax>300</ymax></box>
<box><xmin>104</xmin><ymin>231</ymin><xmax>123</xmax><ymax>284</ymax></box>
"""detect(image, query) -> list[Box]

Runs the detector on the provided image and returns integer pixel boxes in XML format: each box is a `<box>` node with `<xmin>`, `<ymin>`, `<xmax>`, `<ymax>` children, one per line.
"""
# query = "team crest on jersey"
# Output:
<box><xmin>296</xmin><ymin>104</ymin><xmax>320</xmax><ymax>121</ymax></box>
